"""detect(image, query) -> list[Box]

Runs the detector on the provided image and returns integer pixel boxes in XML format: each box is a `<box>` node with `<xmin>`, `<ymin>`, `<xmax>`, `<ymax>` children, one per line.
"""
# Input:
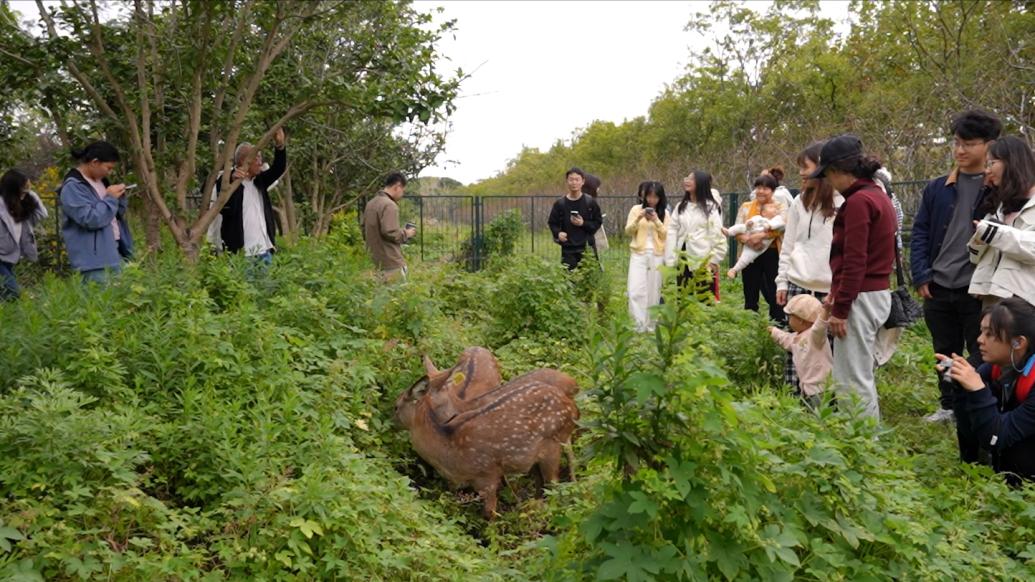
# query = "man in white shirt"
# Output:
<box><xmin>217</xmin><ymin>127</ymin><xmax>287</xmax><ymax>264</ymax></box>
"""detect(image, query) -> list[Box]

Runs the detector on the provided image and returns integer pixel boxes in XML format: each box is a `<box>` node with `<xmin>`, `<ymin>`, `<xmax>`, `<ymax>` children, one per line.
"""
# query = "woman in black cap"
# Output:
<box><xmin>810</xmin><ymin>134</ymin><xmax>897</xmax><ymax>420</ymax></box>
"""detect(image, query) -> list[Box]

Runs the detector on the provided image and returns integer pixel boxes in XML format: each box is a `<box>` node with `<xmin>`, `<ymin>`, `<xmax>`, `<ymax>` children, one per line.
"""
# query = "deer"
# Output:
<box><xmin>395</xmin><ymin>371</ymin><xmax>579</xmax><ymax>519</ymax></box>
<box><xmin>421</xmin><ymin>348</ymin><xmax>579</xmax><ymax>422</ymax></box>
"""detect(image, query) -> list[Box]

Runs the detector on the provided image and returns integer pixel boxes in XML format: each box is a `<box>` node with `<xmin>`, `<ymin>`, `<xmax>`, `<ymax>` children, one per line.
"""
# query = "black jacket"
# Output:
<box><xmin>547</xmin><ymin>194</ymin><xmax>602</xmax><ymax>249</ymax></box>
<box><xmin>960</xmin><ymin>362</ymin><xmax>1035</xmax><ymax>483</ymax></box>
<box><xmin>218</xmin><ymin>147</ymin><xmax>286</xmax><ymax>253</ymax></box>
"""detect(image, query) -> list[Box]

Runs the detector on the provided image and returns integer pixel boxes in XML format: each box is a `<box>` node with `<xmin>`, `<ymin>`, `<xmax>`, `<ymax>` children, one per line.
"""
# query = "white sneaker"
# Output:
<box><xmin>923</xmin><ymin>409</ymin><xmax>955</xmax><ymax>423</ymax></box>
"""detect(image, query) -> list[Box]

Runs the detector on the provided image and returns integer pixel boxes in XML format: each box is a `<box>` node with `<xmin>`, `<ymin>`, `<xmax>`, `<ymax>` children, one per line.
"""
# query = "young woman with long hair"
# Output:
<box><xmin>968</xmin><ymin>136</ymin><xmax>1035</xmax><ymax>309</ymax></box>
<box><xmin>940</xmin><ymin>297</ymin><xmax>1035</xmax><ymax>484</ymax></box>
<box><xmin>663</xmin><ymin>171</ymin><xmax>725</xmax><ymax>302</ymax></box>
<box><xmin>0</xmin><ymin>169</ymin><xmax>48</xmax><ymax>299</ymax></box>
<box><xmin>625</xmin><ymin>181</ymin><xmax>669</xmax><ymax>331</ymax></box>
<box><xmin>774</xmin><ymin>141</ymin><xmax>843</xmax><ymax>389</ymax></box>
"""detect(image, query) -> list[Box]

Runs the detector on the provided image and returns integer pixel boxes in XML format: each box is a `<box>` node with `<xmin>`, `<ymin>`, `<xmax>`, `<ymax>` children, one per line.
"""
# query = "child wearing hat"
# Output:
<box><xmin>769</xmin><ymin>294</ymin><xmax>833</xmax><ymax>407</ymax></box>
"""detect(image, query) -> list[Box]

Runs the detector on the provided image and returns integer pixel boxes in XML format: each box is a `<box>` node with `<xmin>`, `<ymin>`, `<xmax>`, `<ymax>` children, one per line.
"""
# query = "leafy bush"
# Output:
<box><xmin>540</xmin><ymin>280</ymin><xmax>1035</xmax><ymax>581</ymax></box>
<box><xmin>483</xmin><ymin>209</ymin><xmax>524</xmax><ymax>260</ymax></box>
<box><xmin>483</xmin><ymin>256</ymin><xmax>584</xmax><ymax>344</ymax></box>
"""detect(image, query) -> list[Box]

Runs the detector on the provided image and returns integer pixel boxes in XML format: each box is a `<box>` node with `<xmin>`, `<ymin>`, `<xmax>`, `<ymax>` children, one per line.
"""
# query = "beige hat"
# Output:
<box><xmin>784</xmin><ymin>293</ymin><xmax>823</xmax><ymax>323</ymax></box>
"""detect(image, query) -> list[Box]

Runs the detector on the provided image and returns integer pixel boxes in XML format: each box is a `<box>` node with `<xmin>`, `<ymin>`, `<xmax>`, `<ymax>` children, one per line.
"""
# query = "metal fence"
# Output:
<box><xmin>388</xmin><ymin>180</ymin><xmax>930</xmax><ymax>273</ymax></box>
<box><xmin>34</xmin><ymin>180</ymin><xmax>930</xmax><ymax>274</ymax></box>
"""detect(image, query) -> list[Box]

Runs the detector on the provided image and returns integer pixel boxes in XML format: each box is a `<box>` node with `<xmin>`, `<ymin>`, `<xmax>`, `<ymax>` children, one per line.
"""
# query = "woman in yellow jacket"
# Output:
<box><xmin>626</xmin><ymin>181</ymin><xmax>669</xmax><ymax>332</ymax></box>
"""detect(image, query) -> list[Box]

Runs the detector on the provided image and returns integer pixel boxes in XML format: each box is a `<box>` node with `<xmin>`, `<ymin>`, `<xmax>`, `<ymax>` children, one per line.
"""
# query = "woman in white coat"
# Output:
<box><xmin>626</xmin><ymin>181</ymin><xmax>669</xmax><ymax>331</ymax></box>
<box><xmin>664</xmin><ymin>171</ymin><xmax>726</xmax><ymax>302</ymax></box>
<box><xmin>968</xmin><ymin>136</ymin><xmax>1035</xmax><ymax>308</ymax></box>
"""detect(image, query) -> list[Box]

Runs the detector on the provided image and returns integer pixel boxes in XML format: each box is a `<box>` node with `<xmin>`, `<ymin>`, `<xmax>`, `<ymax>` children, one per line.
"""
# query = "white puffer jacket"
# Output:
<box><xmin>968</xmin><ymin>194</ymin><xmax>1035</xmax><ymax>306</ymax></box>
<box><xmin>663</xmin><ymin>200</ymin><xmax>726</xmax><ymax>268</ymax></box>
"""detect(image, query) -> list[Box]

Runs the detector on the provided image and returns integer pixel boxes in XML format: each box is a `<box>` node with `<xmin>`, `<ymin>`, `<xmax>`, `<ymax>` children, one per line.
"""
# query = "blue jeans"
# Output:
<box><xmin>0</xmin><ymin>261</ymin><xmax>19</xmax><ymax>300</ymax></box>
<box><xmin>81</xmin><ymin>264</ymin><xmax>122</xmax><ymax>286</ymax></box>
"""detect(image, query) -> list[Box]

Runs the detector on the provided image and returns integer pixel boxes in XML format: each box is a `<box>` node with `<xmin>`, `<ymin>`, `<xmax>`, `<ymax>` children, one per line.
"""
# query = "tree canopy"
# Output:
<box><xmin>465</xmin><ymin>0</ymin><xmax>1034</xmax><ymax>197</ymax></box>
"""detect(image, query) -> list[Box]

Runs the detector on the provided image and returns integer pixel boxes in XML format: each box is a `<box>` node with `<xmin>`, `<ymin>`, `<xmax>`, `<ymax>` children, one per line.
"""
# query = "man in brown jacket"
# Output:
<box><xmin>363</xmin><ymin>172</ymin><xmax>416</xmax><ymax>280</ymax></box>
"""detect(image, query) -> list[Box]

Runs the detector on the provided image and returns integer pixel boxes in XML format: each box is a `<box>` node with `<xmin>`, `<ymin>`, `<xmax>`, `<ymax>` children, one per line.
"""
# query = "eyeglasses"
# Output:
<box><xmin>952</xmin><ymin>139</ymin><xmax>988</xmax><ymax>151</ymax></box>
<box><xmin>985</xmin><ymin>159</ymin><xmax>1001</xmax><ymax>169</ymax></box>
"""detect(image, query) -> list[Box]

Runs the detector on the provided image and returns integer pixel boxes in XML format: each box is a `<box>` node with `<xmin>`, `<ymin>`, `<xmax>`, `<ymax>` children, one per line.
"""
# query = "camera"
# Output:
<box><xmin>937</xmin><ymin>358</ymin><xmax>954</xmax><ymax>382</ymax></box>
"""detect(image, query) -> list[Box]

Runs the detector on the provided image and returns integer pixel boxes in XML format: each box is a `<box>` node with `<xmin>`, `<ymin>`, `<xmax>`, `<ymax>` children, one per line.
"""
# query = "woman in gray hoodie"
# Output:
<box><xmin>0</xmin><ymin>169</ymin><xmax>48</xmax><ymax>300</ymax></box>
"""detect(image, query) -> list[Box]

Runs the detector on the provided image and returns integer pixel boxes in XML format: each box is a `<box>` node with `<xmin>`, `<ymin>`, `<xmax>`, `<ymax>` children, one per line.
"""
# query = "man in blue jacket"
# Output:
<box><xmin>909</xmin><ymin>109</ymin><xmax>1001</xmax><ymax>432</ymax></box>
<box><xmin>59</xmin><ymin>141</ymin><xmax>134</xmax><ymax>284</ymax></box>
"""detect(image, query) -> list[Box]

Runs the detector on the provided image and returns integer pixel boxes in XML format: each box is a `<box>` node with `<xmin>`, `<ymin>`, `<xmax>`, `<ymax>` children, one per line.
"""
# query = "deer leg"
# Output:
<box><xmin>476</xmin><ymin>477</ymin><xmax>501</xmax><ymax>520</ymax></box>
<box><xmin>535</xmin><ymin>441</ymin><xmax>562</xmax><ymax>498</ymax></box>
<box><xmin>564</xmin><ymin>442</ymin><xmax>577</xmax><ymax>483</ymax></box>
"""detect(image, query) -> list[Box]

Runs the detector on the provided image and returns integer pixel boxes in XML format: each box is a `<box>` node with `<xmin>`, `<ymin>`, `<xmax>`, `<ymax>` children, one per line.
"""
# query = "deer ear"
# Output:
<box><xmin>409</xmin><ymin>376</ymin><xmax>430</xmax><ymax>399</ymax></box>
<box><xmin>423</xmin><ymin>355</ymin><xmax>438</xmax><ymax>376</ymax></box>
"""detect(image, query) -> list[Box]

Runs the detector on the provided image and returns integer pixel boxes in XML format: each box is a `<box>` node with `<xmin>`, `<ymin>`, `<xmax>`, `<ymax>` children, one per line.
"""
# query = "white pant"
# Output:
<box><xmin>832</xmin><ymin>290</ymin><xmax>891</xmax><ymax>420</ymax></box>
<box><xmin>628</xmin><ymin>251</ymin><xmax>663</xmax><ymax>331</ymax></box>
<box><xmin>730</xmin><ymin>240</ymin><xmax>774</xmax><ymax>274</ymax></box>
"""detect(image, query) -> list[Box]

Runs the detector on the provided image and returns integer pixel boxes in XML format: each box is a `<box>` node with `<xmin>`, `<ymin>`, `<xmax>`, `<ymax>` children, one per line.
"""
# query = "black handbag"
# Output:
<box><xmin>882</xmin><ymin>184</ymin><xmax>923</xmax><ymax>329</ymax></box>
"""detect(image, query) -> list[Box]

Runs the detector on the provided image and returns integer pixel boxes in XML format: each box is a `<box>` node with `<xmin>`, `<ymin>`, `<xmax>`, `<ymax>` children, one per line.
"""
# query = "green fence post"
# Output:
<box><xmin>727</xmin><ymin>192</ymin><xmax>739</xmax><ymax>269</ymax></box>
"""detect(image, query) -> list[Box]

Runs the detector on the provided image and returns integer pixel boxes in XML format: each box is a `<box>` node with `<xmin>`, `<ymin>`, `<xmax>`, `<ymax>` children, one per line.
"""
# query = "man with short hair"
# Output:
<box><xmin>910</xmin><ymin>109</ymin><xmax>1002</xmax><ymax>430</ymax></box>
<box><xmin>363</xmin><ymin>172</ymin><xmax>416</xmax><ymax>280</ymax></box>
<box><xmin>218</xmin><ymin>127</ymin><xmax>286</xmax><ymax>264</ymax></box>
<box><xmin>548</xmin><ymin>167</ymin><xmax>602</xmax><ymax>270</ymax></box>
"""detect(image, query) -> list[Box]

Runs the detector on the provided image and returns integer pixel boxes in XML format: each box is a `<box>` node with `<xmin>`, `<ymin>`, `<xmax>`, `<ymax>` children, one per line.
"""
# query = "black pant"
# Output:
<box><xmin>561</xmin><ymin>246</ymin><xmax>586</xmax><ymax>271</ymax></box>
<box><xmin>924</xmin><ymin>283</ymin><xmax>983</xmax><ymax>410</ymax></box>
<box><xmin>741</xmin><ymin>246</ymin><xmax>784</xmax><ymax>323</ymax></box>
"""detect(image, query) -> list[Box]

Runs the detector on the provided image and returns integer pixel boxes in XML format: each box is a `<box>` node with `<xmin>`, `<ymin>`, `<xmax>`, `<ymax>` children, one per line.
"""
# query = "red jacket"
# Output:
<box><xmin>828</xmin><ymin>179</ymin><xmax>896</xmax><ymax>319</ymax></box>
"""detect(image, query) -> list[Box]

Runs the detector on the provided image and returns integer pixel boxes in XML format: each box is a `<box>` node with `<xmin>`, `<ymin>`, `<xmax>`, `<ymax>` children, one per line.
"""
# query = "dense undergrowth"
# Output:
<box><xmin>1</xmin><ymin>230</ymin><xmax>1033</xmax><ymax>580</ymax></box>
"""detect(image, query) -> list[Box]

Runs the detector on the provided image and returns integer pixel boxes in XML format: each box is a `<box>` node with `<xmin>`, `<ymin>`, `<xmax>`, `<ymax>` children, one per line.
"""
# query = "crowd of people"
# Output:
<box><xmin>538</xmin><ymin>109</ymin><xmax>1034</xmax><ymax>484</ymax></box>
<box><xmin>2</xmin><ymin>109</ymin><xmax>1033</xmax><ymax>484</ymax></box>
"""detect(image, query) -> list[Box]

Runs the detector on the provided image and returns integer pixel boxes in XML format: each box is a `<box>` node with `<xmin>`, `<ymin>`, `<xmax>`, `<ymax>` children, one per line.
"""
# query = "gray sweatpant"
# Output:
<box><xmin>832</xmin><ymin>289</ymin><xmax>891</xmax><ymax>420</ymax></box>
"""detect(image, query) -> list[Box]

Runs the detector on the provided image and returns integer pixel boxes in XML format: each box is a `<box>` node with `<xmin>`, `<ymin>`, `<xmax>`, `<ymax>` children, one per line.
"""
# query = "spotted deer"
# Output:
<box><xmin>421</xmin><ymin>349</ymin><xmax>578</xmax><ymax>423</ymax></box>
<box><xmin>395</xmin><ymin>371</ymin><xmax>579</xmax><ymax>519</ymax></box>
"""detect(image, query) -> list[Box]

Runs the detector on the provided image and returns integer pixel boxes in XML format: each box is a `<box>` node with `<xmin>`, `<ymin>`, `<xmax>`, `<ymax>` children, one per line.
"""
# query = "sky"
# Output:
<box><xmin>417</xmin><ymin>1</ymin><xmax>701</xmax><ymax>184</ymax></box>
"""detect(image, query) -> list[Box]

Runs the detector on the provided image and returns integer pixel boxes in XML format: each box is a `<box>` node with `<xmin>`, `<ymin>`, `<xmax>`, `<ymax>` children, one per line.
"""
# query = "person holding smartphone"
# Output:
<box><xmin>625</xmin><ymin>181</ymin><xmax>669</xmax><ymax>332</ymax></box>
<box><xmin>548</xmin><ymin>167</ymin><xmax>602</xmax><ymax>270</ymax></box>
<box><xmin>58</xmin><ymin>140</ymin><xmax>134</xmax><ymax>285</ymax></box>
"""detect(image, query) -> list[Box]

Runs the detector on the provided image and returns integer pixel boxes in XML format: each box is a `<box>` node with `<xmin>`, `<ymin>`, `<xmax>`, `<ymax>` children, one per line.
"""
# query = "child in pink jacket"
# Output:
<box><xmin>769</xmin><ymin>294</ymin><xmax>832</xmax><ymax>408</ymax></box>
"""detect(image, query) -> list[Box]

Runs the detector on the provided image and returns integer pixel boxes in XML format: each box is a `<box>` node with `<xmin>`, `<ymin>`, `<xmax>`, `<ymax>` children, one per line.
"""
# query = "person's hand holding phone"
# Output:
<box><xmin>106</xmin><ymin>184</ymin><xmax>127</xmax><ymax>198</ymax></box>
<box><xmin>570</xmin><ymin>210</ymin><xmax>584</xmax><ymax>227</ymax></box>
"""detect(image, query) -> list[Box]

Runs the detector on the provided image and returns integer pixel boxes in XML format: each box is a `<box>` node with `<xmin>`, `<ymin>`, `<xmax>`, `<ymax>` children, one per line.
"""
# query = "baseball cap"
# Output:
<box><xmin>808</xmin><ymin>134</ymin><xmax>863</xmax><ymax>179</ymax></box>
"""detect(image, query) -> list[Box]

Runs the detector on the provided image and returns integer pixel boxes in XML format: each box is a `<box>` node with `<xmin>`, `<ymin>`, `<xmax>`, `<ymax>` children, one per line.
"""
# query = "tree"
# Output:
<box><xmin>7</xmin><ymin>0</ymin><xmax>459</xmax><ymax>260</ymax></box>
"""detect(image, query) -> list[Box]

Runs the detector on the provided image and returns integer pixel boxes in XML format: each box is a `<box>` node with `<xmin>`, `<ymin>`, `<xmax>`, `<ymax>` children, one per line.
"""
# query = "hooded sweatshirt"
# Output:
<box><xmin>776</xmin><ymin>193</ymin><xmax>845</xmax><ymax>292</ymax></box>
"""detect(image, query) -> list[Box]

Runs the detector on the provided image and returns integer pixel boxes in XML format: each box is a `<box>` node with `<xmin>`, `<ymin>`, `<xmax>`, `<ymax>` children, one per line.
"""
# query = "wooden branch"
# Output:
<box><xmin>34</xmin><ymin>0</ymin><xmax>120</xmax><ymax>122</ymax></box>
<box><xmin>190</xmin><ymin>98</ymin><xmax>328</xmax><ymax>244</ymax></box>
<box><xmin>175</xmin><ymin>1</ymin><xmax>213</xmax><ymax>215</ymax></box>
<box><xmin>209</xmin><ymin>0</ymin><xmax>255</xmax><ymax>154</ymax></box>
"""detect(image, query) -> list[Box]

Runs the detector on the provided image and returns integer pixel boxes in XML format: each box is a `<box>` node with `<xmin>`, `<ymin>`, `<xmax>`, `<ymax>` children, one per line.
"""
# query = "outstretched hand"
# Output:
<box><xmin>274</xmin><ymin>126</ymin><xmax>286</xmax><ymax>148</ymax></box>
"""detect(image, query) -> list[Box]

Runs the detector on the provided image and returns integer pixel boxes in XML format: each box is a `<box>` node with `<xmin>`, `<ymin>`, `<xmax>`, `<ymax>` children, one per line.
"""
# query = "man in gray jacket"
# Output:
<box><xmin>363</xmin><ymin>172</ymin><xmax>416</xmax><ymax>281</ymax></box>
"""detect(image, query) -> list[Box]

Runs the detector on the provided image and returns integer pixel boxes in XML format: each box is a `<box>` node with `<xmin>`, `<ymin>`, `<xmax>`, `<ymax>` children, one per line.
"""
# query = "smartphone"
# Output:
<box><xmin>644</xmin><ymin>207</ymin><xmax>656</xmax><ymax>215</ymax></box>
<box><xmin>124</xmin><ymin>184</ymin><xmax>138</xmax><ymax>191</ymax></box>
<box><xmin>569</xmin><ymin>210</ymin><xmax>580</xmax><ymax>217</ymax></box>
<box><xmin>405</xmin><ymin>222</ymin><xmax>416</xmax><ymax>229</ymax></box>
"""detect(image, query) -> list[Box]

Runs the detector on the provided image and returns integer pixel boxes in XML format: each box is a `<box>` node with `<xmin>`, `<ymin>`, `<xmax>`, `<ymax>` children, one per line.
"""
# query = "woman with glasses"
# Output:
<box><xmin>0</xmin><ymin>169</ymin><xmax>48</xmax><ymax>299</ymax></box>
<box><xmin>968</xmin><ymin>136</ymin><xmax>1035</xmax><ymax>309</ymax></box>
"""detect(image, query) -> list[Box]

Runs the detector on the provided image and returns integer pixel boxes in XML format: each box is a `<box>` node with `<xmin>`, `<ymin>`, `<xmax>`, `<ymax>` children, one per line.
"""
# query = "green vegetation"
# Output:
<box><xmin>1</xmin><ymin>231</ymin><xmax>1032</xmax><ymax>580</ymax></box>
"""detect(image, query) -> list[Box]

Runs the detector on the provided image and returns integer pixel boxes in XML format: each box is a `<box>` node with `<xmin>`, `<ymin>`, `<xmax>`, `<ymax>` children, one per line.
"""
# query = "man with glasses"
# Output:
<box><xmin>217</xmin><ymin>127</ymin><xmax>287</xmax><ymax>264</ymax></box>
<box><xmin>910</xmin><ymin>109</ymin><xmax>1001</xmax><ymax>431</ymax></box>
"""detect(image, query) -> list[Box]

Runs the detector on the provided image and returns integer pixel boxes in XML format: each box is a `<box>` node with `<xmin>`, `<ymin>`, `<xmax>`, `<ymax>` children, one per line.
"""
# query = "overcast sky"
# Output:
<box><xmin>418</xmin><ymin>1</ymin><xmax>700</xmax><ymax>184</ymax></box>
